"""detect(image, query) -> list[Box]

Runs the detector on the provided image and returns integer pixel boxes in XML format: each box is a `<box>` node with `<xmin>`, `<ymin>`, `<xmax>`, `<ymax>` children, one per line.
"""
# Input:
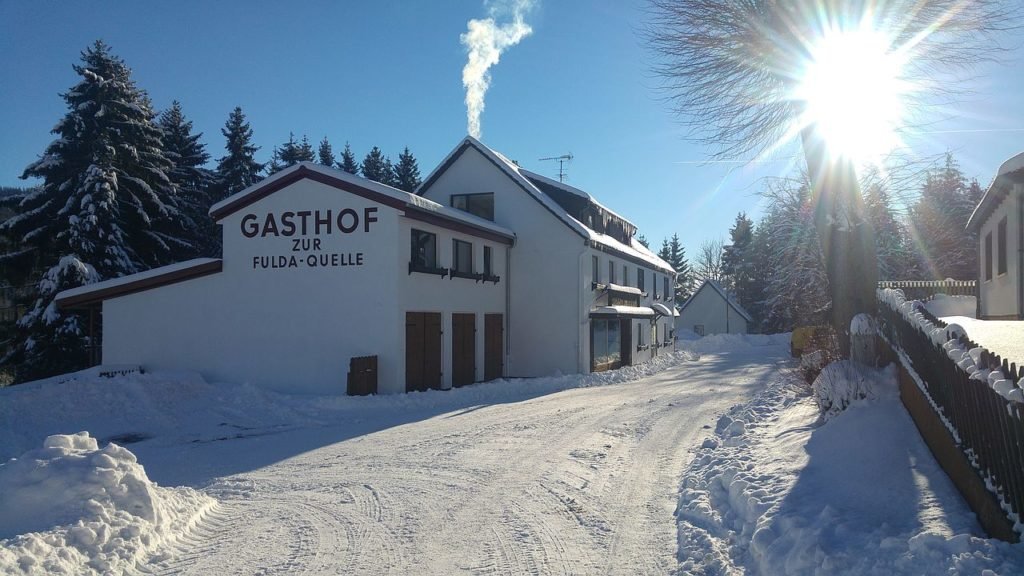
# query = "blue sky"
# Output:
<box><xmin>2</xmin><ymin>0</ymin><xmax>1022</xmax><ymax>257</ymax></box>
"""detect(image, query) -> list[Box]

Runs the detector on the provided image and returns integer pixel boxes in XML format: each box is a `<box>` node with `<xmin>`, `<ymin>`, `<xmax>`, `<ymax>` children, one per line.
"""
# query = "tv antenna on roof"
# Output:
<box><xmin>539</xmin><ymin>153</ymin><xmax>574</xmax><ymax>182</ymax></box>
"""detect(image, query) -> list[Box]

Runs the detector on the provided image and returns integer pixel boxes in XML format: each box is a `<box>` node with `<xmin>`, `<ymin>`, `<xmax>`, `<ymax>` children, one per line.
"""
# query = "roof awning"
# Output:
<box><xmin>590</xmin><ymin>305</ymin><xmax>657</xmax><ymax>319</ymax></box>
<box><xmin>651</xmin><ymin>302</ymin><xmax>675</xmax><ymax>317</ymax></box>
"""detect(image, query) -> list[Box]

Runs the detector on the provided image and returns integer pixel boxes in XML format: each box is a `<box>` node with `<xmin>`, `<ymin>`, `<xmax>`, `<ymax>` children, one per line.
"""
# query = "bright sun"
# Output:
<box><xmin>796</xmin><ymin>27</ymin><xmax>910</xmax><ymax>166</ymax></box>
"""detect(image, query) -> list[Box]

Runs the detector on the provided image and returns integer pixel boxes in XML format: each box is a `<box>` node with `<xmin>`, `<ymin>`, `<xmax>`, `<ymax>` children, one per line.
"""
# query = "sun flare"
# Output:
<box><xmin>795</xmin><ymin>27</ymin><xmax>910</xmax><ymax>166</ymax></box>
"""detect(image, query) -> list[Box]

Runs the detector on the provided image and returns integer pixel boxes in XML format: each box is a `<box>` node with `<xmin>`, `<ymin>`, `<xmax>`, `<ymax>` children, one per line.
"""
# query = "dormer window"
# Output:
<box><xmin>451</xmin><ymin>193</ymin><xmax>494</xmax><ymax>221</ymax></box>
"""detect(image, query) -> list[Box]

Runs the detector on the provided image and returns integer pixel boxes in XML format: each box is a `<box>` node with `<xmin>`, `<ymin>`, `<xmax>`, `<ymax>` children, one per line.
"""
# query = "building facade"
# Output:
<box><xmin>967</xmin><ymin>152</ymin><xmax>1024</xmax><ymax>320</ymax></box>
<box><xmin>57</xmin><ymin>138</ymin><xmax>676</xmax><ymax>394</ymax></box>
<box><xmin>676</xmin><ymin>280</ymin><xmax>751</xmax><ymax>336</ymax></box>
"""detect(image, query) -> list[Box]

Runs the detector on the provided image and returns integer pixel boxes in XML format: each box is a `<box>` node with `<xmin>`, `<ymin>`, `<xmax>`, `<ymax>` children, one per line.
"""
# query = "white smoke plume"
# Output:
<box><xmin>460</xmin><ymin>0</ymin><xmax>535</xmax><ymax>139</ymax></box>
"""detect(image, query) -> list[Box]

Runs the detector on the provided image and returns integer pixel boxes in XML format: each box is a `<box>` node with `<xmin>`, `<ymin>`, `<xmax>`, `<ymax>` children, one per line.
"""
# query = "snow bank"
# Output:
<box><xmin>676</xmin><ymin>365</ymin><xmax>1024</xmax><ymax>575</ymax></box>
<box><xmin>0</xmin><ymin>432</ymin><xmax>214</xmax><ymax>575</ymax></box>
<box><xmin>676</xmin><ymin>332</ymin><xmax>790</xmax><ymax>355</ymax></box>
<box><xmin>811</xmin><ymin>361</ymin><xmax>891</xmax><ymax>419</ymax></box>
<box><xmin>926</xmin><ymin>294</ymin><xmax>977</xmax><ymax>319</ymax></box>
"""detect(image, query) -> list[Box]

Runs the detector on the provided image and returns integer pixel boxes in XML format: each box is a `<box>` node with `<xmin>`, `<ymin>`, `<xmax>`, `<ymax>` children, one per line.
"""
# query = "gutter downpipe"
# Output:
<box><xmin>1018</xmin><ymin>190</ymin><xmax>1023</xmax><ymax>319</ymax></box>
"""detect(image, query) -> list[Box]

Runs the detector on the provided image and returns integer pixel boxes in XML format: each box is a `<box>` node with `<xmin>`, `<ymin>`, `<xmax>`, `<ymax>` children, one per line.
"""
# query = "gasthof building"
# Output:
<box><xmin>57</xmin><ymin>137</ymin><xmax>677</xmax><ymax>394</ymax></box>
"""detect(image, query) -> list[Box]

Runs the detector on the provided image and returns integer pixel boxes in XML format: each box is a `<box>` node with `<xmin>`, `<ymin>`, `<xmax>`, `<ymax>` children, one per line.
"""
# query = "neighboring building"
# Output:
<box><xmin>55</xmin><ymin>137</ymin><xmax>676</xmax><ymax>394</ymax></box>
<box><xmin>967</xmin><ymin>151</ymin><xmax>1024</xmax><ymax>320</ymax></box>
<box><xmin>419</xmin><ymin>137</ymin><xmax>677</xmax><ymax>376</ymax></box>
<box><xmin>676</xmin><ymin>280</ymin><xmax>751</xmax><ymax>336</ymax></box>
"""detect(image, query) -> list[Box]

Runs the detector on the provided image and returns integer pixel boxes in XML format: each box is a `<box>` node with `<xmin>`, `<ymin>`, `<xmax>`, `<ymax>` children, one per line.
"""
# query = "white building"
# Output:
<box><xmin>967</xmin><ymin>151</ymin><xmax>1023</xmax><ymax>320</ymax></box>
<box><xmin>56</xmin><ymin>137</ymin><xmax>676</xmax><ymax>394</ymax></box>
<box><xmin>676</xmin><ymin>280</ymin><xmax>751</xmax><ymax>336</ymax></box>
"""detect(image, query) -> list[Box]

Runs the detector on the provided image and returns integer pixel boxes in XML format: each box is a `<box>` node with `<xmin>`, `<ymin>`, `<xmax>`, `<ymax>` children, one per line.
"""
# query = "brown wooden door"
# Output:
<box><xmin>452</xmin><ymin>313</ymin><xmax>476</xmax><ymax>387</ymax></box>
<box><xmin>484</xmin><ymin>313</ymin><xmax>503</xmax><ymax>381</ymax></box>
<box><xmin>406</xmin><ymin>312</ymin><xmax>442</xmax><ymax>392</ymax></box>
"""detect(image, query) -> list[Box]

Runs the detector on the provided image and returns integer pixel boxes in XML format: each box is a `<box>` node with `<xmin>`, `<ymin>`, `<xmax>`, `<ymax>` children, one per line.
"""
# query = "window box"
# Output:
<box><xmin>408</xmin><ymin>262</ymin><xmax>449</xmax><ymax>278</ymax></box>
<box><xmin>482</xmin><ymin>274</ymin><xmax>501</xmax><ymax>284</ymax></box>
<box><xmin>450</xmin><ymin>269</ymin><xmax>482</xmax><ymax>281</ymax></box>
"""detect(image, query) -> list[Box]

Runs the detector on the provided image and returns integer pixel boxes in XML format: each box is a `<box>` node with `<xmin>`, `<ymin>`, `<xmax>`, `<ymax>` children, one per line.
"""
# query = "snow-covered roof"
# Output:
<box><xmin>590</xmin><ymin>305</ymin><xmax>657</xmax><ymax>317</ymax></box>
<box><xmin>651</xmin><ymin>302</ymin><xmax>676</xmax><ymax>317</ymax></box>
<box><xmin>418</xmin><ymin>137</ymin><xmax>674</xmax><ymax>274</ymax></box>
<box><xmin>966</xmin><ymin>151</ymin><xmax>1024</xmax><ymax>232</ymax></box>
<box><xmin>210</xmin><ymin>162</ymin><xmax>515</xmax><ymax>243</ymax></box>
<box><xmin>518</xmin><ymin>168</ymin><xmax>635</xmax><ymax>230</ymax></box>
<box><xmin>56</xmin><ymin>258</ymin><xmax>223</xmax><ymax>308</ymax></box>
<box><xmin>679</xmin><ymin>280</ymin><xmax>754</xmax><ymax>323</ymax></box>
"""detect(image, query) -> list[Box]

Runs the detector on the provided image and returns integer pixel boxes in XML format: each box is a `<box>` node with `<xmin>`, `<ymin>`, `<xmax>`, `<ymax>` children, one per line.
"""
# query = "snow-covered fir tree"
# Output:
<box><xmin>722</xmin><ymin>213</ymin><xmax>760</xmax><ymax>316</ymax></box>
<box><xmin>667</xmin><ymin>234</ymin><xmax>692</xmax><ymax>303</ymax></box>
<box><xmin>393</xmin><ymin>147</ymin><xmax>422</xmax><ymax>192</ymax></box>
<box><xmin>2</xmin><ymin>41</ymin><xmax>189</xmax><ymax>382</ymax></box>
<box><xmin>861</xmin><ymin>173</ymin><xmax>914</xmax><ymax>281</ymax></box>
<box><xmin>268</xmin><ymin>133</ymin><xmax>315</xmax><ymax>174</ymax></box>
<box><xmin>361</xmin><ymin>146</ymin><xmax>395</xmax><ymax>185</ymax></box>
<box><xmin>159</xmin><ymin>100</ymin><xmax>216</xmax><ymax>258</ymax></box>
<box><xmin>636</xmin><ymin>234</ymin><xmax>649</xmax><ymax>249</ymax></box>
<box><xmin>339</xmin><ymin>142</ymin><xmax>359</xmax><ymax>175</ymax></box>
<box><xmin>908</xmin><ymin>154</ymin><xmax>980</xmax><ymax>281</ymax></box>
<box><xmin>317</xmin><ymin>137</ymin><xmax>335</xmax><ymax>167</ymax></box>
<box><xmin>214</xmin><ymin>106</ymin><xmax>264</xmax><ymax>202</ymax></box>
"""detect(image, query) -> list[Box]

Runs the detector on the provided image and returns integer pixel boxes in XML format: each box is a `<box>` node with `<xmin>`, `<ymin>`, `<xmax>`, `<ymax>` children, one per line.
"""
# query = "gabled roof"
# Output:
<box><xmin>967</xmin><ymin>151</ymin><xmax>1024</xmax><ymax>233</ymax></box>
<box><xmin>210</xmin><ymin>162</ymin><xmax>515</xmax><ymax>245</ymax></box>
<box><xmin>417</xmin><ymin>136</ymin><xmax>674</xmax><ymax>274</ymax></box>
<box><xmin>679</xmin><ymin>279</ymin><xmax>753</xmax><ymax>323</ymax></box>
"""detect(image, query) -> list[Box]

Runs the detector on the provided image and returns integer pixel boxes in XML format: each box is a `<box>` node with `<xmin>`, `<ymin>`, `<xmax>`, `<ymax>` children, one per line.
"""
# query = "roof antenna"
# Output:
<box><xmin>539</xmin><ymin>153</ymin><xmax>573</xmax><ymax>182</ymax></box>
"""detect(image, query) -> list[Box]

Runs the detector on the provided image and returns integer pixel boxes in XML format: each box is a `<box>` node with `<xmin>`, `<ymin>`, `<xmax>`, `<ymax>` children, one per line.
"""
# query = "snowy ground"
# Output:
<box><xmin>924</xmin><ymin>293</ymin><xmax>1024</xmax><ymax>368</ymax></box>
<box><xmin>3</xmin><ymin>333</ymin><xmax>1023</xmax><ymax>574</ymax></box>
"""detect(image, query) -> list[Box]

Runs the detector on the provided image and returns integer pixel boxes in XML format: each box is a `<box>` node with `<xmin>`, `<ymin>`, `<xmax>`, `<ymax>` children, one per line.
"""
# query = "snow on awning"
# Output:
<box><xmin>605</xmin><ymin>283</ymin><xmax>643</xmax><ymax>296</ymax></box>
<box><xmin>651</xmin><ymin>302</ymin><xmax>674</xmax><ymax>317</ymax></box>
<box><xmin>590</xmin><ymin>305</ymin><xmax>657</xmax><ymax>318</ymax></box>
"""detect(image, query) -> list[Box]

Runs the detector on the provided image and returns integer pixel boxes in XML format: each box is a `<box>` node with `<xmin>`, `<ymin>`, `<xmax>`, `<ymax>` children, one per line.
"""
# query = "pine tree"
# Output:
<box><xmin>636</xmin><ymin>234</ymin><xmax>650</xmax><ymax>249</ymax></box>
<box><xmin>861</xmin><ymin>175</ymin><xmax>913</xmax><ymax>281</ymax></box>
<box><xmin>361</xmin><ymin>146</ymin><xmax>393</xmax><ymax>184</ymax></box>
<box><xmin>658</xmin><ymin>238</ymin><xmax>671</xmax><ymax>262</ymax></box>
<box><xmin>908</xmin><ymin>153</ymin><xmax>978</xmax><ymax>280</ymax></box>
<box><xmin>268</xmin><ymin>132</ymin><xmax>315</xmax><ymax>174</ymax></box>
<box><xmin>722</xmin><ymin>213</ymin><xmax>760</xmax><ymax>315</ymax></box>
<box><xmin>667</xmin><ymin>235</ymin><xmax>693</xmax><ymax>303</ymax></box>
<box><xmin>339</xmin><ymin>142</ymin><xmax>359</xmax><ymax>174</ymax></box>
<box><xmin>2</xmin><ymin>41</ymin><xmax>188</xmax><ymax>381</ymax></box>
<box><xmin>215</xmin><ymin>107</ymin><xmax>264</xmax><ymax>201</ymax></box>
<box><xmin>317</xmin><ymin>137</ymin><xmax>335</xmax><ymax>167</ymax></box>
<box><xmin>159</xmin><ymin>100</ymin><xmax>216</xmax><ymax>258</ymax></box>
<box><xmin>393</xmin><ymin>147</ymin><xmax>422</xmax><ymax>192</ymax></box>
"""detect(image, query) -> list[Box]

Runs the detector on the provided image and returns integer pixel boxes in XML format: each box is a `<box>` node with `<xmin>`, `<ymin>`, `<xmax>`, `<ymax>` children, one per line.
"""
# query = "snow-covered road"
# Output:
<box><xmin>138</xmin><ymin>346</ymin><xmax>788</xmax><ymax>575</ymax></box>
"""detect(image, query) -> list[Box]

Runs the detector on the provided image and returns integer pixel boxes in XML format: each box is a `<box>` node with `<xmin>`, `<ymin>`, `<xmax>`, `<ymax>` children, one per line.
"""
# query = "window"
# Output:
<box><xmin>623</xmin><ymin>265</ymin><xmax>629</xmax><ymax>286</ymax></box>
<box><xmin>592</xmin><ymin>319</ymin><xmax>621</xmax><ymax>369</ymax></box>
<box><xmin>637</xmin><ymin>268</ymin><xmax>645</xmax><ymax>293</ymax></box>
<box><xmin>664</xmin><ymin>276</ymin><xmax>670</xmax><ymax>301</ymax></box>
<box><xmin>637</xmin><ymin>323</ymin><xmax>644</xmax><ymax>348</ymax></box>
<box><xmin>653</xmin><ymin>274</ymin><xmax>659</xmax><ymax>299</ymax></box>
<box><xmin>997</xmin><ymin>217</ymin><xmax>1008</xmax><ymax>276</ymax></box>
<box><xmin>694</xmin><ymin>324</ymin><xmax>705</xmax><ymax>336</ymax></box>
<box><xmin>985</xmin><ymin>232</ymin><xmax>993</xmax><ymax>281</ymax></box>
<box><xmin>451</xmin><ymin>193</ymin><xmax>494</xmax><ymax>221</ymax></box>
<box><xmin>484</xmin><ymin>246</ymin><xmax>493</xmax><ymax>277</ymax></box>
<box><xmin>453</xmin><ymin>239</ymin><xmax>473</xmax><ymax>275</ymax></box>
<box><xmin>411</xmin><ymin>229</ymin><xmax>437</xmax><ymax>268</ymax></box>
<box><xmin>609</xmin><ymin>260</ymin><xmax>616</xmax><ymax>284</ymax></box>
<box><xmin>592</xmin><ymin>255</ymin><xmax>600</xmax><ymax>284</ymax></box>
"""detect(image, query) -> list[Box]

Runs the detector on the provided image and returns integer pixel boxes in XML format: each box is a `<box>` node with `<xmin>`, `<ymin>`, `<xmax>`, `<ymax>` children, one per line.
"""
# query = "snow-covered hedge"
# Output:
<box><xmin>811</xmin><ymin>361</ymin><xmax>891</xmax><ymax>420</ymax></box>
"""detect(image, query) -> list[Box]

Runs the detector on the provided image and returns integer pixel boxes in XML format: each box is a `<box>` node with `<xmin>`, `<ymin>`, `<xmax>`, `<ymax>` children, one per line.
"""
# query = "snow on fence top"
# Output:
<box><xmin>878</xmin><ymin>288</ymin><xmax>1023</xmax><ymax>401</ymax></box>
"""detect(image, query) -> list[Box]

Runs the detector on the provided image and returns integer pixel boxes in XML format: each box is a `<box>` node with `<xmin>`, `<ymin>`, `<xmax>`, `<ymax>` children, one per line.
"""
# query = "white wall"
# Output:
<box><xmin>397</xmin><ymin>219</ymin><xmax>507</xmax><ymax>388</ymax></box>
<box><xmin>420</xmin><ymin>147</ymin><xmax>584</xmax><ymax>377</ymax></box>
<box><xmin>978</xmin><ymin>188</ymin><xmax>1022</xmax><ymax>319</ymax></box>
<box><xmin>105</xmin><ymin>178</ymin><xmax>403</xmax><ymax>394</ymax></box>
<box><xmin>676</xmin><ymin>284</ymin><xmax>748</xmax><ymax>336</ymax></box>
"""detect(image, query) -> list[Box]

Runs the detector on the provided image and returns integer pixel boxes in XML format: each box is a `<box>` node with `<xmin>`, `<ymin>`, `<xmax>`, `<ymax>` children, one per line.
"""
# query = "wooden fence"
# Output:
<box><xmin>877</xmin><ymin>280</ymin><xmax>976</xmax><ymax>300</ymax></box>
<box><xmin>877</xmin><ymin>296</ymin><xmax>1024</xmax><ymax>534</ymax></box>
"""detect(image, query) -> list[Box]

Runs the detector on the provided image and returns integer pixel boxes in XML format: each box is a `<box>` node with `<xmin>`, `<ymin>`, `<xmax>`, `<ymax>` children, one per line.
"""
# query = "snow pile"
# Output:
<box><xmin>938</xmin><ymin>316</ymin><xmax>1024</xmax><ymax>372</ymax></box>
<box><xmin>0</xmin><ymin>432</ymin><xmax>214</xmax><ymax>575</ymax></box>
<box><xmin>676</xmin><ymin>366</ymin><xmax>1024</xmax><ymax>575</ymax></box>
<box><xmin>811</xmin><ymin>361</ymin><xmax>891</xmax><ymax>419</ymax></box>
<box><xmin>926</xmin><ymin>294</ymin><xmax>977</xmax><ymax>319</ymax></box>
<box><xmin>676</xmin><ymin>332</ymin><xmax>790</xmax><ymax>355</ymax></box>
